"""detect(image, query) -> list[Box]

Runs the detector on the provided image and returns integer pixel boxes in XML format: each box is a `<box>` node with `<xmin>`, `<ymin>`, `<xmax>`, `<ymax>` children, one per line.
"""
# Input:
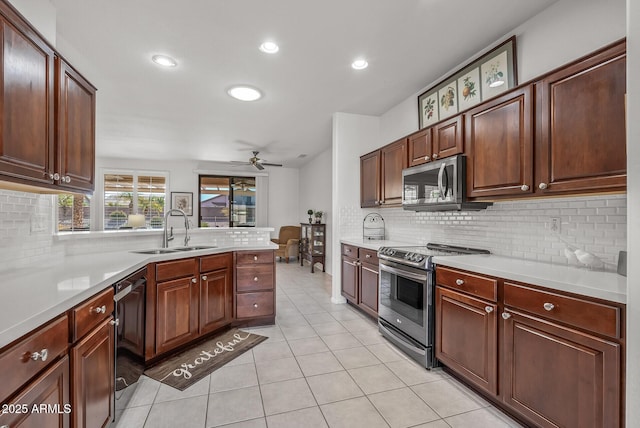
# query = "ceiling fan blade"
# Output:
<box><xmin>254</xmin><ymin>162</ymin><xmax>265</xmax><ymax>171</ymax></box>
<box><xmin>261</xmin><ymin>162</ymin><xmax>283</xmax><ymax>167</ymax></box>
<box><xmin>229</xmin><ymin>161</ymin><xmax>251</xmax><ymax>165</ymax></box>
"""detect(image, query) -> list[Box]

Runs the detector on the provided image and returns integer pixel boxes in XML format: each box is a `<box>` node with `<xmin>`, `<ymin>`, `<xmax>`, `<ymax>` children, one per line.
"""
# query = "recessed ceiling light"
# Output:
<box><xmin>259</xmin><ymin>41</ymin><xmax>279</xmax><ymax>54</ymax></box>
<box><xmin>227</xmin><ymin>85</ymin><xmax>263</xmax><ymax>101</ymax></box>
<box><xmin>351</xmin><ymin>59</ymin><xmax>368</xmax><ymax>70</ymax></box>
<box><xmin>152</xmin><ymin>55</ymin><xmax>177</xmax><ymax>67</ymax></box>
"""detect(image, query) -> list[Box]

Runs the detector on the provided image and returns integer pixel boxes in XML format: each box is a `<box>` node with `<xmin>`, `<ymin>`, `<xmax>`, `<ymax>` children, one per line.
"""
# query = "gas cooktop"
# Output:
<box><xmin>378</xmin><ymin>243</ymin><xmax>490</xmax><ymax>269</ymax></box>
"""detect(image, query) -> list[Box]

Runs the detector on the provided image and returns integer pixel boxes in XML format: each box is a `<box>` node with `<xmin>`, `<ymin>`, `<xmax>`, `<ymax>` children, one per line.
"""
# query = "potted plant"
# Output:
<box><xmin>307</xmin><ymin>209</ymin><xmax>314</xmax><ymax>223</ymax></box>
<box><xmin>314</xmin><ymin>211</ymin><xmax>323</xmax><ymax>224</ymax></box>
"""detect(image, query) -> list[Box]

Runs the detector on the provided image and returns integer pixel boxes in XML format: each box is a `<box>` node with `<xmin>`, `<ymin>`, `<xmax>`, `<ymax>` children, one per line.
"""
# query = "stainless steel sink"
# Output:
<box><xmin>172</xmin><ymin>245</ymin><xmax>218</xmax><ymax>251</ymax></box>
<box><xmin>131</xmin><ymin>249</ymin><xmax>179</xmax><ymax>254</ymax></box>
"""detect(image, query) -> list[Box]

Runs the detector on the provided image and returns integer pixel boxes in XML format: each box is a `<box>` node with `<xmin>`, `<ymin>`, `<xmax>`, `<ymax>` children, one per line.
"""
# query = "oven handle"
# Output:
<box><xmin>378</xmin><ymin>322</ymin><xmax>426</xmax><ymax>356</ymax></box>
<box><xmin>379</xmin><ymin>263</ymin><xmax>428</xmax><ymax>283</ymax></box>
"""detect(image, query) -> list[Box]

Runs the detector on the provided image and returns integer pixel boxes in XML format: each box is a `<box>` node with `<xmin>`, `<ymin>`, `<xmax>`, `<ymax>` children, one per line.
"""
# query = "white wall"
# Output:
<box><xmin>9</xmin><ymin>0</ymin><xmax>56</xmax><ymax>46</ymax></box>
<box><xmin>266</xmin><ymin>166</ymin><xmax>300</xmax><ymax>238</ymax></box>
<box><xmin>299</xmin><ymin>149</ymin><xmax>333</xmax><ymax>274</ymax></box>
<box><xmin>331</xmin><ymin>112</ymin><xmax>380</xmax><ymax>302</ymax></box>
<box><xmin>625</xmin><ymin>0</ymin><xmax>638</xmax><ymax>424</ymax></box>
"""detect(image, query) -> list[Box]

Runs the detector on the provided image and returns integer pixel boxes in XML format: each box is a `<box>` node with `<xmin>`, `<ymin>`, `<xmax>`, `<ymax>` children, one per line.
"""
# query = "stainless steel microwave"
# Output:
<box><xmin>402</xmin><ymin>155</ymin><xmax>492</xmax><ymax>211</ymax></box>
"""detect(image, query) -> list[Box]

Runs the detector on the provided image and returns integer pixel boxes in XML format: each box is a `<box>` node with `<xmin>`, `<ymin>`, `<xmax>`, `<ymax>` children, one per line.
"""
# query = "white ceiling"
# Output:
<box><xmin>50</xmin><ymin>0</ymin><xmax>557</xmax><ymax>168</ymax></box>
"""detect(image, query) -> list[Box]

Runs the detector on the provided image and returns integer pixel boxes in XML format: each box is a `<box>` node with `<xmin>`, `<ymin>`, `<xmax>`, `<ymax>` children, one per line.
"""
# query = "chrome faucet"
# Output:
<box><xmin>162</xmin><ymin>209</ymin><xmax>191</xmax><ymax>248</ymax></box>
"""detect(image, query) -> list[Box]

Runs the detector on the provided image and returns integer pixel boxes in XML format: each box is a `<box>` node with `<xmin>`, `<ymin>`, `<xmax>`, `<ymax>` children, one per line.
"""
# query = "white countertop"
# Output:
<box><xmin>0</xmin><ymin>243</ymin><xmax>277</xmax><ymax>349</ymax></box>
<box><xmin>340</xmin><ymin>238</ymin><xmax>416</xmax><ymax>251</ymax></box>
<box><xmin>432</xmin><ymin>254</ymin><xmax>627</xmax><ymax>304</ymax></box>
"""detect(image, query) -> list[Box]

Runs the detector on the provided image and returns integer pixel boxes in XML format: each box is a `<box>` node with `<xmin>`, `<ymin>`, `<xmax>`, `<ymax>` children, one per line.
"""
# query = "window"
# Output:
<box><xmin>104</xmin><ymin>172</ymin><xmax>167</xmax><ymax>230</ymax></box>
<box><xmin>57</xmin><ymin>193</ymin><xmax>91</xmax><ymax>231</ymax></box>
<box><xmin>199</xmin><ymin>176</ymin><xmax>256</xmax><ymax>227</ymax></box>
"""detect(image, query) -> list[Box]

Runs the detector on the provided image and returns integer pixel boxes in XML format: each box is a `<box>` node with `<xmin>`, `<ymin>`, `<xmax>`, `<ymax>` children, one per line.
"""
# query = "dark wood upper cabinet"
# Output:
<box><xmin>408</xmin><ymin>128</ymin><xmax>433</xmax><ymax>167</ymax></box>
<box><xmin>360</xmin><ymin>150</ymin><xmax>380</xmax><ymax>208</ymax></box>
<box><xmin>535</xmin><ymin>40</ymin><xmax>626</xmax><ymax>195</ymax></box>
<box><xmin>56</xmin><ymin>57</ymin><xmax>96</xmax><ymax>192</ymax></box>
<box><xmin>380</xmin><ymin>138</ymin><xmax>408</xmax><ymax>206</ymax></box>
<box><xmin>0</xmin><ymin>11</ymin><xmax>55</xmax><ymax>185</ymax></box>
<box><xmin>433</xmin><ymin>115</ymin><xmax>463</xmax><ymax>160</ymax></box>
<box><xmin>0</xmin><ymin>0</ymin><xmax>95</xmax><ymax>193</ymax></box>
<box><xmin>466</xmin><ymin>85</ymin><xmax>534</xmax><ymax>198</ymax></box>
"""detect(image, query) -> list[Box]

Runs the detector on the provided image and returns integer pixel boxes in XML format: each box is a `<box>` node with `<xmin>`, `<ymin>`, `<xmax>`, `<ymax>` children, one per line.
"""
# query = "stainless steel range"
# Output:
<box><xmin>377</xmin><ymin>243</ymin><xmax>489</xmax><ymax>368</ymax></box>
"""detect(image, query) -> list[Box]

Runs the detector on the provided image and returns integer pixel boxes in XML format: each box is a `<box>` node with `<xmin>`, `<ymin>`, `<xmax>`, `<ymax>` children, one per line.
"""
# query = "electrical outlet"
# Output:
<box><xmin>550</xmin><ymin>217</ymin><xmax>560</xmax><ymax>233</ymax></box>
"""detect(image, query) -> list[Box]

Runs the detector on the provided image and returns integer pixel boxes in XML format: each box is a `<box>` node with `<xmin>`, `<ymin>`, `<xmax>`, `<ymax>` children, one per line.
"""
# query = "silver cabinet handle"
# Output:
<box><xmin>254</xmin><ymin>276</ymin><xmax>259</xmax><ymax>281</ymax></box>
<box><xmin>346</xmin><ymin>248</ymin><xmax>351</xmax><ymax>253</ymax></box>
<box><xmin>521</xmin><ymin>184</ymin><xmax>530</xmax><ymax>191</ymax></box>
<box><xmin>110</xmin><ymin>319</ymin><xmax>119</xmax><ymax>326</ymax></box>
<box><xmin>202</xmin><ymin>275</ymin><xmax>208</xmax><ymax>281</ymax></box>
<box><xmin>485</xmin><ymin>306</ymin><xmax>494</xmax><ymax>313</ymax></box>
<box><xmin>455</xmin><ymin>279</ymin><xmax>464</xmax><ymax>286</ymax></box>
<box><xmin>253</xmin><ymin>255</ymin><xmax>258</xmax><ymax>261</ymax></box>
<box><xmin>424</xmin><ymin>155</ymin><xmax>430</xmax><ymax>161</ymax></box>
<box><xmin>31</xmin><ymin>349</ymin><xmax>48</xmax><ymax>362</ymax></box>
<box><xmin>396</xmin><ymin>318</ymin><xmax>402</xmax><ymax>324</ymax></box>
<box><xmin>92</xmin><ymin>305</ymin><xmax>106</xmax><ymax>314</ymax></box>
<box><xmin>432</xmin><ymin>153</ymin><xmax>439</xmax><ymax>159</ymax></box>
<box><xmin>365</xmin><ymin>254</ymin><xmax>371</xmax><ymax>258</ymax></box>
<box><xmin>253</xmin><ymin>303</ymin><xmax>258</xmax><ymax>308</ymax></box>
<box><xmin>502</xmin><ymin>313</ymin><xmax>511</xmax><ymax>320</ymax></box>
<box><xmin>543</xmin><ymin>302</ymin><xmax>555</xmax><ymax>311</ymax></box>
<box><xmin>65</xmin><ymin>176</ymin><xmax>71</xmax><ymax>183</ymax></box>
<box><xmin>538</xmin><ymin>182</ymin><xmax>548</xmax><ymax>190</ymax></box>
<box><xmin>191</xmin><ymin>278</ymin><xmax>197</xmax><ymax>283</ymax></box>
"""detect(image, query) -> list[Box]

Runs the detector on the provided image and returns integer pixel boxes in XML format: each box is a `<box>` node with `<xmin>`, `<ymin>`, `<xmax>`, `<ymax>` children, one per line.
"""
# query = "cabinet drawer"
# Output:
<box><xmin>156</xmin><ymin>258</ymin><xmax>195</xmax><ymax>282</ymax></box>
<box><xmin>342</xmin><ymin>244</ymin><xmax>357</xmax><ymax>257</ymax></box>
<box><xmin>436</xmin><ymin>267</ymin><xmax>497</xmax><ymax>301</ymax></box>
<box><xmin>236</xmin><ymin>250</ymin><xmax>273</xmax><ymax>265</ymax></box>
<box><xmin>236</xmin><ymin>291</ymin><xmax>274</xmax><ymax>319</ymax></box>
<box><xmin>236</xmin><ymin>265</ymin><xmax>274</xmax><ymax>291</ymax></box>
<box><xmin>0</xmin><ymin>315</ymin><xmax>69</xmax><ymax>404</ymax></box>
<box><xmin>72</xmin><ymin>287</ymin><xmax>114</xmax><ymax>342</ymax></box>
<box><xmin>504</xmin><ymin>282</ymin><xmax>621</xmax><ymax>338</ymax></box>
<box><xmin>200</xmin><ymin>252</ymin><xmax>232</xmax><ymax>273</ymax></box>
<box><xmin>358</xmin><ymin>248</ymin><xmax>379</xmax><ymax>264</ymax></box>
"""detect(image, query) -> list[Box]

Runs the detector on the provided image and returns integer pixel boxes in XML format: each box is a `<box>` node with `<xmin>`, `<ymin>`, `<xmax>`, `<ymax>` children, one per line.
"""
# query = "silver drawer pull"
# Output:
<box><xmin>202</xmin><ymin>275</ymin><xmax>208</xmax><ymax>281</ymax></box>
<box><xmin>191</xmin><ymin>278</ymin><xmax>197</xmax><ymax>283</ymax></box>
<box><xmin>521</xmin><ymin>184</ymin><xmax>530</xmax><ymax>191</ymax></box>
<box><xmin>31</xmin><ymin>349</ymin><xmax>48</xmax><ymax>362</ymax></box>
<box><xmin>254</xmin><ymin>255</ymin><xmax>258</xmax><ymax>261</ymax></box>
<box><xmin>92</xmin><ymin>305</ymin><xmax>106</xmax><ymax>314</ymax></box>
<box><xmin>502</xmin><ymin>313</ymin><xmax>511</xmax><ymax>320</ymax></box>
<box><xmin>365</xmin><ymin>254</ymin><xmax>371</xmax><ymax>258</ymax></box>
<box><xmin>485</xmin><ymin>306</ymin><xmax>494</xmax><ymax>313</ymax></box>
<box><xmin>254</xmin><ymin>276</ymin><xmax>259</xmax><ymax>281</ymax></box>
<box><xmin>253</xmin><ymin>303</ymin><xmax>258</xmax><ymax>308</ymax></box>
<box><xmin>110</xmin><ymin>319</ymin><xmax>119</xmax><ymax>326</ymax></box>
<box><xmin>543</xmin><ymin>302</ymin><xmax>555</xmax><ymax>311</ymax></box>
<box><xmin>396</xmin><ymin>319</ymin><xmax>402</xmax><ymax>324</ymax></box>
<box><xmin>455</xmin><ymin>279</ymin><xmax>464</xmax><ymax>286</ymax></box>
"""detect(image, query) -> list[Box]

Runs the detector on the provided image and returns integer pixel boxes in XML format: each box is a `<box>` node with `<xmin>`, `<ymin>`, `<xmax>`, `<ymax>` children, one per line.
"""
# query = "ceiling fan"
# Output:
<box><xmin>231</xmin><ymin>151</ymin><xmax>283</xmax><ymax>170</ymax></box>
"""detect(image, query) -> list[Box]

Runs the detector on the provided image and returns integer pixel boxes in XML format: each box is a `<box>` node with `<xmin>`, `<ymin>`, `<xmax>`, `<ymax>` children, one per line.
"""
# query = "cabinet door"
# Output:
<box><xmin>156</xmin><ymin>276</ymin><xmax>199</xmax><ymax>355</ymax></box>
<box><xmin>380</xmin><ymin>138</ymin><xmax>408</xmax><ymax>206</ymax></box>
<box><xmin>360</xmin><ymin>150</ymin><xmax>380</xmax><ymax>207</ymax></box>
<box><xmin>535</xmin><ymin>40</ymin><xmax>626</xmax><ymax>194</ymax></box>
<box><xmin>435</xmin><ymin>286</ymin><xmax>497</xmax><ymax>395</ymax></box>
<box><xmin>0</xmin><ymin>16</ymin><xmax>55</xmax><ymax>185</ymax></box>
<box><xmin>358</xmin><ymin>261</ymin><xmax>378</xmax><ymax>317</ymax></box>
<box><xmin>408</xmin><ymin>128</ymin><xmax>433</xmax><ymax>166</ymax></box>
<box><xmin>341</xmin><ymin>256</ymin><xmax>358</xmax><ymax>303</ymax></box>
<box><xmin>0</xmin><ymin>356</ymin><xmax>70</xmax><ymax>428</ymax></box>
<box><xmin>433</xmin><ymin>115</ymin><xmax>463</xmax><ymax>160</ymax></box>
<box><xmin>71</xmin><ymin>318</ymin><xmax>114</xmax><ymax>428</ymax></box>
<box><xmin>502</xmin><ymin>309</ymin><xmax>621</xmax><ymax>428</ymax></box>
<box><xmin>466</xmin><ymin>85</ymin><xmax>534</xmax><ymax>198</ymax></box>
<box><xmin>56</xmin><ymin>58</ymin><xmax>96</xmax><ymax>192</ymax></box>
<box><xmin>200</xmin><ymin>268</ymin><xmax>232</xmax><ymax>335</ymax></box>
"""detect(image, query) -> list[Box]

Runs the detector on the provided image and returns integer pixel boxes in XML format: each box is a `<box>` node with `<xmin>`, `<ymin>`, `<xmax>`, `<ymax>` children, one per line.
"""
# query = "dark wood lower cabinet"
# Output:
<box><xmin>155</xmin><ymin>276</ymin><xmax>199</xmax><ymax>355</ymax></box>
<box><xmin>199</xmin><ymin>267</ymin><xmax>233</xmax><ymax>335</ymax></box>
<box><xmin>70</xmin><ymin>318</ymin><xmax>114</xmax><ymax>428</ymax></box>
<box><xmin>0</xmin><ymin>356</ymin><xmax>70</xmax><ymax>428</ymax></box>
<box><xmin>502</xmin><ymin>309</ymin><xmax>621</xmax><ymax>428</ymax></box>
<box><xmin>358</xmin><ymin>261</ymin><xmax>379</xmax><ymax>317</ymax></box>
<box><xmin>435</xmin><ymin>286</ymin><xmax>498</xmax><ymax>395</ymax></box>
<box><xmin>341</xmin><ymin>255</ymin><xmax>358</xmax><ymax>302</ymax></box>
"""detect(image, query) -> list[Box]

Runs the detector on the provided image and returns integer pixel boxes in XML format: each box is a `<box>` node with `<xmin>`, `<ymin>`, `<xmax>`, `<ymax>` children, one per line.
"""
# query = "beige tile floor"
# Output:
<box><xmin>113</xmin><ymin>261</ymin><xmax>524</xmax><ymax>428</ymax></box>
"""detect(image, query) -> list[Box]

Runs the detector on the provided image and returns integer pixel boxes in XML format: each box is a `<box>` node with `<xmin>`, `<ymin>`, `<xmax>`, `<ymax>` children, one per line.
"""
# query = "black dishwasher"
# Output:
<box><xmin>113</xmin><ymin>267</ymin><xmax>147</xmax><ymax>395</ymax></box>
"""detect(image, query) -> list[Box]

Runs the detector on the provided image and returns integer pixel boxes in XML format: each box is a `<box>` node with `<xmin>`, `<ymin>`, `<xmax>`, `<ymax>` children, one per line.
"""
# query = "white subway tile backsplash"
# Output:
<box><xmin>340</xmin><ymin>194</ymin><xmax>626</xmax><ymax>272</ymax></box>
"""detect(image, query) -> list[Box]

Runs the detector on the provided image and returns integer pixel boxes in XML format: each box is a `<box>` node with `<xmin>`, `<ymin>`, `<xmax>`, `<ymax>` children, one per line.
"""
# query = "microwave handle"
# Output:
<box><xmin>437</xmin><ymin>162</ymin><xmax>446</xmax><ymax>200</ymax></box>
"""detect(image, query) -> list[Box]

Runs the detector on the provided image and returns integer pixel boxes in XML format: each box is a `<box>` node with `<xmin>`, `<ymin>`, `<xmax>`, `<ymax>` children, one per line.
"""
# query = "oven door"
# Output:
<box><xmin>378</xmin><ymin>259</ymin><xmax>430</xmax><ymax>345</ymax></box>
